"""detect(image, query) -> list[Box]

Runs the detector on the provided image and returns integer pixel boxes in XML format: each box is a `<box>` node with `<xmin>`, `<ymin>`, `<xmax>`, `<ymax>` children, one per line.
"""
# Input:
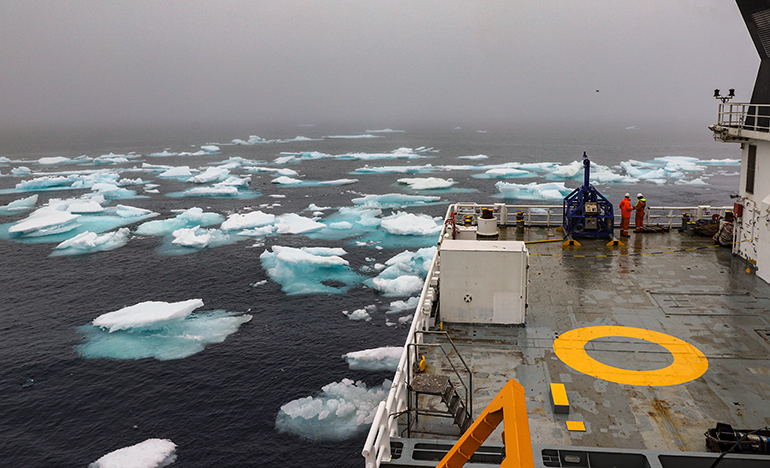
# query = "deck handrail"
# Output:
<box><xmin>716</xmin><ymin>102</ymin><xmax>770</xmax><ymax>133</ymax></box>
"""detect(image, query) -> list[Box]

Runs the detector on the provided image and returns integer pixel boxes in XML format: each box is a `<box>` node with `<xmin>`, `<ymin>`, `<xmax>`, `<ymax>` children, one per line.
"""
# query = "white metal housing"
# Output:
<box><xmin>439</xmin><ymin>239</ymin><xmax>528</xmax><ymax>324</ymax></box>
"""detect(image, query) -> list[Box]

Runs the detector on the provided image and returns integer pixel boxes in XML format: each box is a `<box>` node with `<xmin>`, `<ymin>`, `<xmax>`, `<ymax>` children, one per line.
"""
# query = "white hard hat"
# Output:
<box><xmin>624</xmin><ymin>193</ymin><xmax>630</xmax><ymax>197</ymax></box>
<box><xmin>637</xmin><ymin>193</ymin><xmax>643</xmax><ymax>198</ymax></box>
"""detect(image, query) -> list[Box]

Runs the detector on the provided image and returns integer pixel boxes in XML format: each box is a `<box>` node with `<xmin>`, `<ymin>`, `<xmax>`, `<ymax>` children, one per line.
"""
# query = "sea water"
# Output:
<box><xmin>0</xmin><ymin>122</ymin><xmax>741</xmax><ymax>467</ymax></box>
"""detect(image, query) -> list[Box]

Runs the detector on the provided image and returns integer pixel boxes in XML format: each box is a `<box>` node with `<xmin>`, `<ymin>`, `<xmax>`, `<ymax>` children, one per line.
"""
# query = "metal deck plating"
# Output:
<box><xmin>365</xmin><ymin>213</ymin><xmax>770</xmax><ymax>468</ymax></box>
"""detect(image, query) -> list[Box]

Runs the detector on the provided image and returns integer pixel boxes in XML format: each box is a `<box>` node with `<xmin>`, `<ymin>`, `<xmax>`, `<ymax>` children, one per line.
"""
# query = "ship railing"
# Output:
<box><xmin>362</xmin><ymin>242</ymin><xmax>441</xmax><ymax>468</ymax></box>
<box><xmin>449</xmin><ymin>202</ymin><xmax>733</xmax><ymax>230</ymax></box>
<box><xmin>716</xmin><ymin>102</ymin><xmax>770</xmax><ymax>133</ymax></box>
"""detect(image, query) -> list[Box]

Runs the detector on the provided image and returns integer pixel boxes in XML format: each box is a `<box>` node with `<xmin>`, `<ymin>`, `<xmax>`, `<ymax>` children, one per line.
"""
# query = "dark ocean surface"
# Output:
<box><xmin>0</xmin><ymin>122</ymin><xmax>741</xmax><ymax>467</ymax></box>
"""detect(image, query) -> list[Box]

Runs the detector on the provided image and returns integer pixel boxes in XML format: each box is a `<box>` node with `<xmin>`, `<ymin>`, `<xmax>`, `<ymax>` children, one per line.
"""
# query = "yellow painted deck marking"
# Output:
<box><xmin>566</xmin><ymin>421</ymin><xmax>586</xmax><ymax>431</ymax></box>
<box><xmin>553</xmin><ymin>326</ymin><xmax>708</xmax><ymax>386</ymax></box>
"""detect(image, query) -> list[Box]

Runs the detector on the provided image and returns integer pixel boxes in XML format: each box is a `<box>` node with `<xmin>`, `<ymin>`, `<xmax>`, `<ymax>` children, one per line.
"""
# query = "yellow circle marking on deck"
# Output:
<box><xmin>553</xmin><ymin>326</ymin><xmax>708</xmax><ymax>386</ymax></box>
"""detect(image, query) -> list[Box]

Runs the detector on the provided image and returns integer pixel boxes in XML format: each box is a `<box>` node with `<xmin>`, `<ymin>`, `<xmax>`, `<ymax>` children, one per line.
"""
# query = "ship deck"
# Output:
<box><xmin>391</xmin><ymin>227</ymin><xmax>770</xmax><ymax>467</ymax></box>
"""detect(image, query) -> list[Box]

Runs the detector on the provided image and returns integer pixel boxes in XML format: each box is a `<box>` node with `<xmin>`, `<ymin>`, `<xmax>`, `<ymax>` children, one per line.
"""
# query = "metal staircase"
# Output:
<box><xmin>410</xmin><ymin>374</ymin><xmax>471</xmax><ymax>432</ymax></box>
<box><xmin>406</xmin><ymin>331</ymin><xmax>473</xmax><ymax>437</ymax></box>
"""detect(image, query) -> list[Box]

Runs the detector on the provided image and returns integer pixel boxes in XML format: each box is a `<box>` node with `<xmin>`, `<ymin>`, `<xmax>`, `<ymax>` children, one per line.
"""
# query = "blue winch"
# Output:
<box><xmin>562</xmin><ymin>152</ymin><xmax>614</xmax><ymax>237</ymax></box>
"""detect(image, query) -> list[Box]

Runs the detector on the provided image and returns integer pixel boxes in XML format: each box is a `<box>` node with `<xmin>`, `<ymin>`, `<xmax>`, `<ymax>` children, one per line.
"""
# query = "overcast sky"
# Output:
<box><xmin>0</xmin><ymin>1</ymin><xmax>760</xmax><ymax>128</ymax></box>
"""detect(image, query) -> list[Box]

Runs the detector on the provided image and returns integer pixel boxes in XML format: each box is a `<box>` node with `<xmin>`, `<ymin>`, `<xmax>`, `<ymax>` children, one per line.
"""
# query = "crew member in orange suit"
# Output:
<box><xmin>619</xmin><ymin>193</ymin><xmax>632</xmax><ymax>237</ymax></box>
<box><xmin>634</xmin><ymin>193</ymin><xmax>646</xmax><ymax>232</ymax></box>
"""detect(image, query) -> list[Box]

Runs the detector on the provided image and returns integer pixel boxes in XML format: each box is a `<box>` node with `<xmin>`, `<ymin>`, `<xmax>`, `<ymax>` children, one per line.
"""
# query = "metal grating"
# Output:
<box><xmin>752</xmin><ymin>9</ymin><xmax>770</xmax><ymax>58</ymax></box>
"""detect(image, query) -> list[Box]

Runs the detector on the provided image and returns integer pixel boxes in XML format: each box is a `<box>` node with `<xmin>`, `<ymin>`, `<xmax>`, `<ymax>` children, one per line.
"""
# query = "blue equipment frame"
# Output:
<box><xmin>562</xmin><ymin>152</ymin><xmax>614</xmax><ymax>237</ymax></box>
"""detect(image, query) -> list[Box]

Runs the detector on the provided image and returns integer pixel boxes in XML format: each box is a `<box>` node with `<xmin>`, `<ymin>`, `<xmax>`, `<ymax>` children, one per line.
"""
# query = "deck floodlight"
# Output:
<box><xmin>714</xmin><ymin>88</ymin><xmax>735</xmax><ymax>103</ymax></box>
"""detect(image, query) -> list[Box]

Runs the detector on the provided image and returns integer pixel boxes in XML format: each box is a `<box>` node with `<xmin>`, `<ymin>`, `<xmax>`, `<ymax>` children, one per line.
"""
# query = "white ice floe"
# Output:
<box><xmin>352</xmin><ymin>164</ymin><xmax>439</xmax><ymax>174</ymax></box>
<box><xmin>171</xmin><ymin>227</ymin><xmax>214</xmax><ymax>248</ymax></box>
<box><xmin>200</xmin><ymin>145</ymin><xmax>220</xmax><ymax>153</ymax></box>
<box><xmin>79</xmin><ymin>307</ymin><xmax>251</xmax><ymax>360</ymax></box>
<box><xmin>171</xmin><ymin>186</ymin><xmax>242</xmax><ymax>197</ymax></box>
<box><xmin>274</xmin><ymin>213</ymin><xmax>325</xmax><ymax>234</ymax></box>
<box><xmin>8</xmin><ymin>206</ymin><xmax>80</xmax><ymax>235</ymax></box>
<box><xmin>380</xmin><ymin>212</ymin><xmax>443</xmax><ymax>236</ymax></box>
<box><xmin>158</xmin><ymin>166</ymin><xmax>193</xmax><ymax>178</ymax></box>
<box><xmin>271</xmin><ymin>176</ymin><xmax>358</xmax><ymax>187</ymax></box>
<box><xmin>343</xmin><ymin>308</ymin><xmax>373</xmax><ymax>321</ymax></box>
<box><xmin>495</xmin><ymin>181</ymin><xmax>572</xmax><ymax>200</ymax></box>
<box><xmin>186</xmin><ymin>167</ymin><xmax>229</xmax><ymax>184</ymax></box>
<box><xmin>343</xmin><ymin>346</ymin><xmax>403</xmax><ymax>371</ymax></box>
<box><xmin>148</xmin><ymin>150</ymin><xmax>178</xmax><ymax>157</ymax></box>
<box><xmin>352</xmin><ymin>194</ymin><xmax>441</xmax><ymax>208</ymax></box>
<box><xmin>675</xmin><ymin>177</ymin><xmax>709</xmax><ymax>186</ymax></box>
<box><xmin>243</xmin><ymin>166</ymin><xmax>299</xmax><ymax>177</ymax></box>
<box><xmin>135</xmin><ymin>208</ymin><xmax>224</xmax><ymax>236</ymax></box>
<box><xmin>231</xmin><ymin>135</ymin><xmax>269</xmax><ymax>145</ymax></box>
<box><xmin>93</xmin><ymin>299</ymin><xmax>205</xmax><ymax>332</ymax></box>
<box><xmin>38</xmin><ymin>156</ymin><xmax>78</xmax><ymax>165</ymax></box>
<box><xmin>259</xmin><ymin>246</ymin><xmax>363</xmax><ymax>295</ymax></box>
<box><xmin>386</xmin><ymin>297</ymin><xmax>419</xmax><ymax>314</ymax></box>
<box><xmin>53</xmin><ymin>228</ymin><xmax>130</xmax><ymax>256</ymax></box>
<box><xmin>367</xmin><ymin>247</ymin><xmax>436</xmax><ymax>296</ymax></box>
<box><xmin>458</xmin><ymin>154</ymin><xmax>488</xmax><ymax>160</ymax></box>
<box><xmin>475</xmin><ymin>167</ymin><xmax>532</xmax><ymax>179</ymax></box>
<box><xmin>0</xmin><ymin>194</ymin><xmax>38</xmax><ymax>215</ymax></box>
<box><xmin>397</xmin><ymin>177</ymin><xmax>455</xmax><ymax>190</ymax></box>
<box><xmin>325</xmin><ymin>134</ymin><xmax>380</xmax><ymax>139</ymax></box>
<box><xmin>275</xmin><ymin>379</ymin><xmax>392</xmax><ymax>442</ymax></box>
<box><xmin>220</xmin><ymin>211</ymin><xmax>275</xmax><ymax>231</ymax></box>
<box><xmin>88</xmin><ymin>438</ymin><xmax>177</xmax><ymax>468</ymax></box>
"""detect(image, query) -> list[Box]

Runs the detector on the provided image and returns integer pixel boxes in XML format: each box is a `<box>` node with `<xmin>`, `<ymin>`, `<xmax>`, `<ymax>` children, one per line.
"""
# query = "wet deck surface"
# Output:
<box><xmin>414</xmin><ymin>228</ymin><xmax>770</xmax><ymax>454</ymax></box>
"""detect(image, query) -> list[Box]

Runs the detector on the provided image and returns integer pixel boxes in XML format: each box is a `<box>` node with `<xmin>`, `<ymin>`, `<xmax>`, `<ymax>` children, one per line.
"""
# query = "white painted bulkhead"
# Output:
<box><xmin>735</xmin><ymin>139</ymin><xmax>770</xmax><ymax>283</ymax></box>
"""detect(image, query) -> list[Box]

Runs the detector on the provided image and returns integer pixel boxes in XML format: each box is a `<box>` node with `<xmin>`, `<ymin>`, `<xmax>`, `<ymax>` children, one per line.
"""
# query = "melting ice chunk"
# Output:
<box><xmin>397</xmin><ymin>177</ymin><xmax>456</xmax><ymax>190</ymax></box>
<box><xmin>352</xmin><ymin>194</ymin><xmax>441</xmax><ymax>208</ymax></box>
<box><xmin>53</xmin><ymin>228</ymin><xmax>130</xmax><ymax>256</ymax></box>
<box><xmin>380</xmin><ymin>212</ymin><xmax>442</xmax><ymax>236</ymax></box>
<box><xmin>343</xmin><ymin>346</ymin><xmax>403</xmax><ymax>371</ymax></box>
<box><xmin>80</xmin><ymin>304</ymin><xmax>252</xmax><ymax>360</ymax></box>
<box><xmin>494</xmin><ymin>181</ymin><xmax>572</xmax><ymax>200</ymax></box>
<box><xmin>92</xmin><ymin>299</ymin><xmax>204</xmax><ymax>332</ymax></box>
<box><xmin>275</xmin><ymin>379</ymin><xmax>392</xmax><ymax>441</ymax></box>
<box><xmin>260</xmin><ymin>246</ymin><xmax>363</xmax><ymax>295</ymax></box>
<box><xmin>0</xmin><ymin>194</ymin><xmax>38</xmax><ymax>215</ymax></box>
<box><xmin>88</xmin><ymin>438</ymin><xmax>177</xmax><ymax>468</ymax></box>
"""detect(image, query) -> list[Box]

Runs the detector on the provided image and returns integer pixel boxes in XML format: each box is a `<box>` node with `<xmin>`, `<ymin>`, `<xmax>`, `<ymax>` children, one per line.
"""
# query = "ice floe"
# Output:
<box><xmin>88</xmin><ymin>438</ymin><xmax>177</xmax><ymax>468</ymax></box>
<box><xmin>495</xmin><ymin>181</ymin><xmax>572</xmax><ymax>200</ymax></box>
<box><xmin>186</xmin><ymin>167</ymin><xmax>230</xmax><ymax>184</ymax></box>
<box><xmin>52</xmin><ymin>228</ymin><xmax>130</xmax><ymax>256</ymax></box>
<box><xmin>92</xmin><ymin>299</ymin><xmax>205</xmax><ymax>332</ymax></box>
<box><xmin>343</xmin><ymin>346</ymin><xmax>403</xmax><ymax>371</ymax></box>
<box><xmin>367</xmin><ymin>247</ymin><xmax>435</xmax><ymax>296</ymax></box>
<box><xmin>386</xmin><ymin>297</ymin><xmax>419</xmax><ymax>314</ymax></box>
<box><xmin>380</xmin><ymin>212</ymin><xmax>442</xmax><ymax>236</ymax></box>
<box><xmin>0</xmin><ymin>194</ymin><xmax>38</xmax><ymax>215</ymax></box>
<box><xmin>351</xmin><ymin>194</ymin><xmax>442</xmax><ymax>208</ymax></box>
<box><xmin>79</xmin><ymin>300</ymin><xmax>252</xmax><ymax>360</ymax></box>
<box><xmin>220</xmin><ymin>211</ymin><xmax>276</xmax><ymax>231</ymax></box>
<box><xmin>260</xmin><ymin>246</ymin><xmax>364</xmax><ymax>295</ymax></box>
<box><xmin>135</xmin><ymin>208</ymin><xmax>224</xmax><ymax>236</ymax></box>
<box><xmin>271</xmin><ymin>176</ymin><xmax>358</xmax><ymax>187</ymax></box>
<box><xmin>275</xmin><ymin>379</ymin><xmax>391</xmax><ymax>441</ymax></box>
<box><xmin>397</xmin><ymin>177</ymin><xmax>455</xmax><ymax>190</ymax></box>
